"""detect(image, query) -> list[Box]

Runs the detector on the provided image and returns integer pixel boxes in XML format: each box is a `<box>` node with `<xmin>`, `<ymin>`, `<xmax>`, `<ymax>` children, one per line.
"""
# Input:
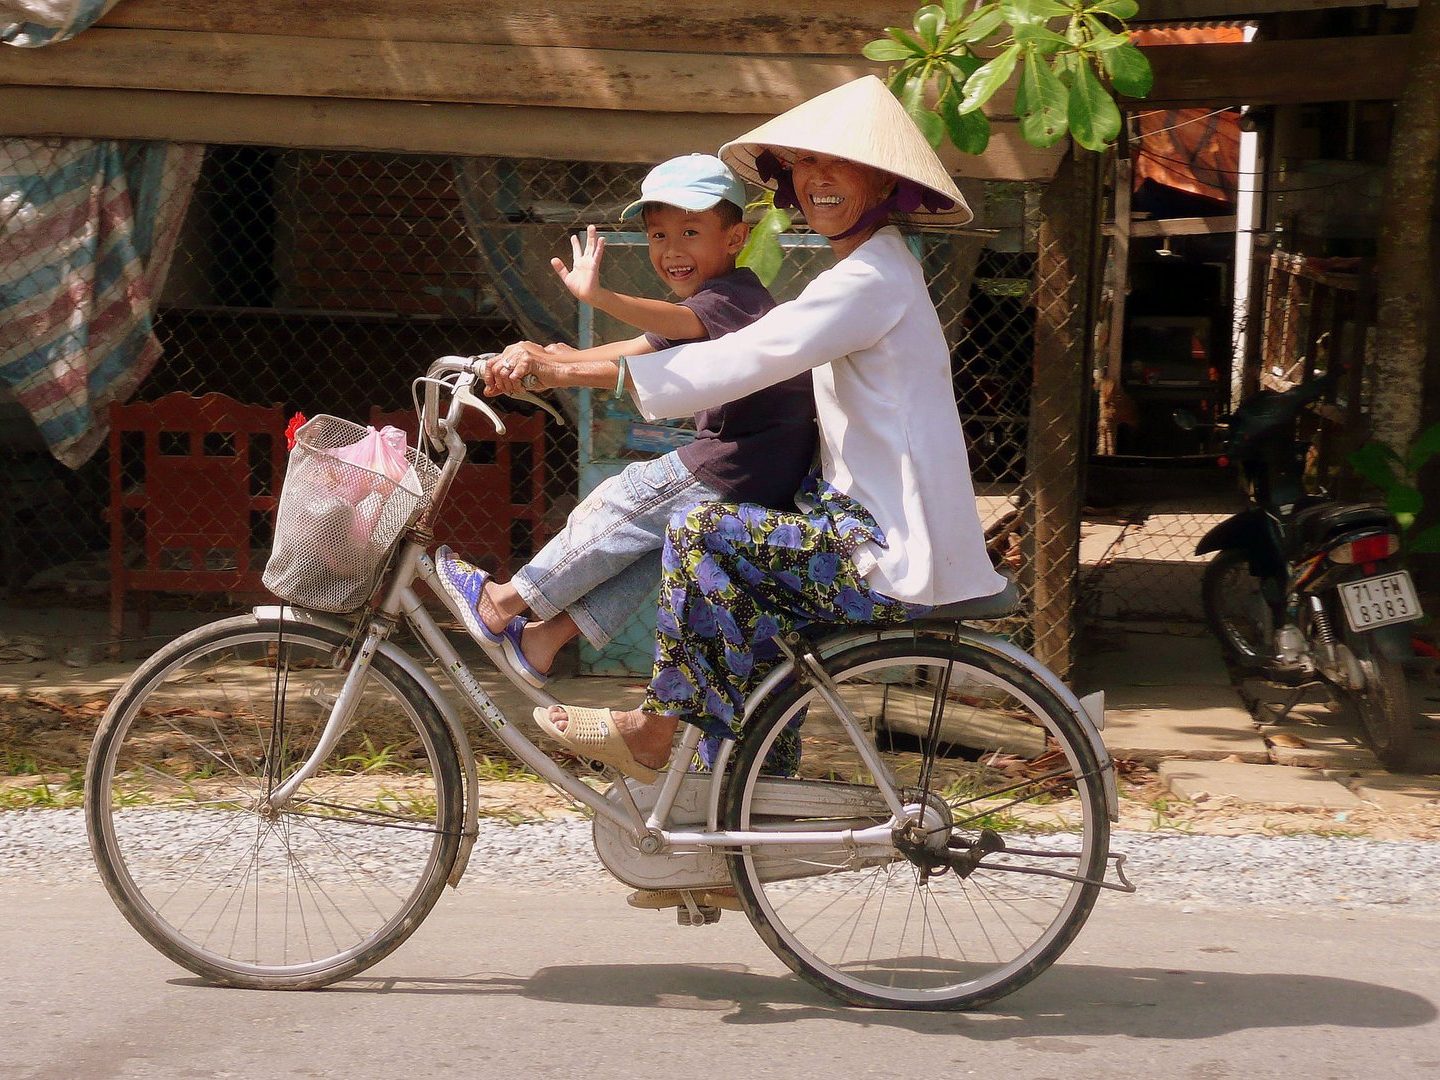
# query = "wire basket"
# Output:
<box><xmin>263</xmin><ymin>415</ymin><xmax>442</xmax><ymax>613</ymax></box>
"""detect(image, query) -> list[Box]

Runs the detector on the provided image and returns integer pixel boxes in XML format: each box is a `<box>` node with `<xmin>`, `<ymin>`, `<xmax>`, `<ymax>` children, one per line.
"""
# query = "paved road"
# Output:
<box><xmin>5</xmin><ymin>880</ymin><xmax>1437</xmax><ymax>1079</ymax></box>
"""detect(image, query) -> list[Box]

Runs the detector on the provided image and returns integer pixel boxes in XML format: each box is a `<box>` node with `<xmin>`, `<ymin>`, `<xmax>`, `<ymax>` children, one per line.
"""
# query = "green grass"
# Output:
<box><xmin>0</xmin><ymin>771</ymin><xmax>84</xmax><ymax>810</ymax></box>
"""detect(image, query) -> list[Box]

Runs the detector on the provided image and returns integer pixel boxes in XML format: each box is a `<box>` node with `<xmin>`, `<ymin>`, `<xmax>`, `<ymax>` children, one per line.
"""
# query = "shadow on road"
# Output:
<box><xmin>300</xmin><ymin>960</ymin><xmax>1437</xmax><ymax>1035</ymax></box>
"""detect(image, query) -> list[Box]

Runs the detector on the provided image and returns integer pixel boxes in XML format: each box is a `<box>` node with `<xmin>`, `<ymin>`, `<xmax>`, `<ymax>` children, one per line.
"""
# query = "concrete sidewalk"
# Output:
<box><xmin>1075</xmin><ymin>623</ymin><xmax>1440</xmax><ymax>814</ymax></box>
<box><xmin>3</xmin><ymin>599</ymin><xmax>1439</xmax><ymax>815</ymax></box>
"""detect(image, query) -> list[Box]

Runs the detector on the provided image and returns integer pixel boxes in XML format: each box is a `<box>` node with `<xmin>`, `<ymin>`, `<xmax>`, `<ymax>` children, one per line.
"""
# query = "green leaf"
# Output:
<box><xmin>1053</xmin><ymin>47</ymin><xmax>1082</xmax><ymax>84</ymax></box>
<box><xmin>1003</xmin><ymin>0</ymin><xmax>1074</xmax><ymax>25</ymax></box>
<box><xmin>1407</xmin><ymin>524</ymin><xmax>1440</xmax><ymax>554</ymax></box>
<box><xmin>941</xmin><ymin>0</ymin><xmax>967</xmax><ymax>18</ymax></box>
<box><xmin>959</xmin><ymin>43</ymin><xmax>1021</xmax><ymax>113</ymax></box>
<box><xmin>863</xmin><ymin>37</ymin><xmax>916</xmax><ymax>62</ymax></box>
<box><xmin>1388</xmin><ymin>487</ymin><xmax>1424</xmax><ymax>517</ymax></box>
<box><xmin>885</xmin><ymin>26</ymin><xmax>930</xmax><ymax>56</ymax></box>
<box><xmin>1406</xmin><ymin>422</ymin><xmax>1440</xmax><ymax>472</ymax></box>
<box><xmin>915</xmin><ymin>4</ymin><xmax>946</xmax><ymax>48</ymax></box>
<box><xmin>1016</xmin><ymin>51</ymin><xmax>1071</xmax><ymax>147</ymax></box>
<box><xmin>1067</xmin><ymin>58</ymin><xmax>1122</xmax><ymax>150</ymax></box>
<box><xmin>1101</xmin><ymin>40</ymin><xmax>1154</xmax><ymax>97</ymax></box>
<box><xmin>901</xmin><ymin>73</ymin><xmax>945</xmax><ymax>148</ymax></box>
<box><xmin>942</xmin><ymin>53</ymin><xmax>985</xmax><ymax>80</ymax></box>
<box><xmin>1349</xmin><ymin>441</ymin><xmax>1403</xmax><ymax>490</ymax></box>
<box><xmin>954</xmin><ymin>6</ymin><xmax>1008</xmax><ymax>43</ymax></box>
<box><xmin>1015</xmin><ymin>24</ymin><xmax>1072</xmax><ymax>52</ymax></box>
<box><xmin>1080</xmin><ymin>17</ymin><xmax>1130</xmax><ymax>50</ymax></box>
<box><xmin>1087</xmin><ymin>0</ymin><xmax>1139</xmax><ymax>18</ymax></box>
<box><xmin>736</xmin><ymin>205</ymin><xmax>792</xmax><ymax>287</ymax></box>
<box><xmin>939</xmin><ymin>90</ymin><xmax>992</xmax><ymax>154</ymax></box>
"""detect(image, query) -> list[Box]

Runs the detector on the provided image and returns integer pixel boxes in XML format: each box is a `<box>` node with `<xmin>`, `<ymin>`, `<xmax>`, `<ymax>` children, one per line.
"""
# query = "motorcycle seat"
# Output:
<box><xmin>1290</xmin><ymin>502</ymin><xmax>1392</xmax><ymax>549</ymax></box>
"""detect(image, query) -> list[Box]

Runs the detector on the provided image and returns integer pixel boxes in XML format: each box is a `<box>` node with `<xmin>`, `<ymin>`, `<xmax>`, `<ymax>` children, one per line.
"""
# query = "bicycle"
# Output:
<box><xmin>84</xmin><ymin>355</ymin><xmax>1132</xmax><ymax>1011</ymax></box>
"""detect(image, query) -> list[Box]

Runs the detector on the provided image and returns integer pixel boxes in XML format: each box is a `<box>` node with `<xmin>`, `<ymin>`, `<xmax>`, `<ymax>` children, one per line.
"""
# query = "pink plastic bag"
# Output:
<box><xmin>325</xmin><ymin>426</ymin><xmax>417</xmax><ymax>542</ymax></box>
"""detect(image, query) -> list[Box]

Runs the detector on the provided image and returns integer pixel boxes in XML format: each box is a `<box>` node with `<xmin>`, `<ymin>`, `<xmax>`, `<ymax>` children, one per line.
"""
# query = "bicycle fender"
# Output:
<box><xmin>253</xmin><ymin>606</ymin><xmax>482</xmax><ymax>886</ymax></box>
<box><xmin>714</xmin><ymin>628</ymin><xmax>1119</xmax><ymax>826</ymax></box>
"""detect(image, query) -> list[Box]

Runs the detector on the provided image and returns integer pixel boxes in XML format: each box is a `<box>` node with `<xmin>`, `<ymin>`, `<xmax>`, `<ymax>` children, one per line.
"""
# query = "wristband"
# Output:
<box><xmin>614</xmin><ymin>356</ymin><xmax>628</xmax><ymax>400</ymax></box>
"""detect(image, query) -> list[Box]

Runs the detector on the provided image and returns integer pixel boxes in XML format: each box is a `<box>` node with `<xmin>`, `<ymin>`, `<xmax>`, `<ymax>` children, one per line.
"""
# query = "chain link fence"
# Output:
<box><xmin>2</xmin><ymin>142</ymin><xmax>1079</xmax><ymax>671</ymax></box>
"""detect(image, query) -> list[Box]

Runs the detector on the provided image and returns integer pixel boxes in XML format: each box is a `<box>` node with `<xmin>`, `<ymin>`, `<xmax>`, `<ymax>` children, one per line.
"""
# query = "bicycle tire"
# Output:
<box><xmin>723</xmin><ymin>633</ymin><xmax>1109</xmax><ymax>1010</ymax></box>
<box><xmin>86</xmin><ymin>614</ymin><xmax>463</xmax><ymax>990</ymax></box>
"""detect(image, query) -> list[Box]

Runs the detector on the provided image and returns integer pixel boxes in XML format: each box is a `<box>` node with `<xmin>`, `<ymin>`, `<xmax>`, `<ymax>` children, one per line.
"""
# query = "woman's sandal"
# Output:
<box><xmin>531</xmin><ymin>705</ymin><xmax>661</xmax><ymax>783</ymax></box>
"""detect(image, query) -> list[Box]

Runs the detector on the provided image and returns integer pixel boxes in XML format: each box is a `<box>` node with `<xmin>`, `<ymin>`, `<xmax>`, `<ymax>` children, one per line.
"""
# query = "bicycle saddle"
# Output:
<box><xmin>917</xmin><ymin>569</ymin><xmax>1021</xmax><ymax>623</ymax></box>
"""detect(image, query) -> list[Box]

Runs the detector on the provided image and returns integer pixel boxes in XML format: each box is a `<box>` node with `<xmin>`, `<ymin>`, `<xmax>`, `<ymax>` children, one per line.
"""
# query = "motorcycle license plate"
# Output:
<box><xmin>1338</xmin><ymin>571</ymin><xmax>1423</xmax><ymax>632</ymax></box>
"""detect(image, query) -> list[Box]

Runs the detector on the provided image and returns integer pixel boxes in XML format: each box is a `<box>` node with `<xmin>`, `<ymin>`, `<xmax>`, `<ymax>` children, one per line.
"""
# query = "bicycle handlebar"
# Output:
<box><xmin>418</xmin><ymin>354</ymin><xmax>566</xmax><ymax>454</ymax></box>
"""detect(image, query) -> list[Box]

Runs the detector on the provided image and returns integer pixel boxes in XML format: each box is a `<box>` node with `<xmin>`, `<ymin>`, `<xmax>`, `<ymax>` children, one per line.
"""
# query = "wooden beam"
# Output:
<box><xmin>0</xmin><ymin>29</ymin><xmax>909</xmax><ymax>114</ymax></box>
<box><xmin>0</xmin><ymin>88</ymin><xmax>1065</xmax><ymax>181</ymax></box>
<box><xmin>1138</xmin><ymin>0</ymin><xmax>1402</xmax><ymax>16</ymax></box>
<box><xmin>1137</xmin><ymin>37</ymin><xmax>1410</xmax><ymax>108</ymax></box>
<box><xmin>1103</xmin><ymin>215</ymin><xmax>1239</xmax><ymax>237</ymax></box>
<box><xmin>98</xmin><ymin>0</ymin><xmax>922</xmax><ymax>55</ymax></box>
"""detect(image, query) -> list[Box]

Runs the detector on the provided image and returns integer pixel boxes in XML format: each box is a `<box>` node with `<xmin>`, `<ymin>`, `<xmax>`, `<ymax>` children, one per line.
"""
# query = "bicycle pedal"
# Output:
<box><xmin>677</xmin><ymin>905</ymin><xmax>722</xmax><ymax>927</ymax></box>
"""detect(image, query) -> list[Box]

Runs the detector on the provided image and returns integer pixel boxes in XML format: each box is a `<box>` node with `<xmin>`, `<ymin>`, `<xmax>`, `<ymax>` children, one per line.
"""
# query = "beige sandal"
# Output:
<box><xmin>532</xmin><ymin>705</ymin><xmax>661</xmax><ymax>783</ymax></box>
<box><xmin>626</xmin><ymin>888</ymin><xmax>743</xmax><ymax>912</ymax></box>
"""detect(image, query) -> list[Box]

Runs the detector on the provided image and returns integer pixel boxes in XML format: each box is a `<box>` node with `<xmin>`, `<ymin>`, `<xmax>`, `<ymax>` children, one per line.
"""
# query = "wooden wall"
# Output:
<box><xmin>0</xmin><ymin>1</ymin><xmax>1062</xmax><ymax>180</ymax></box>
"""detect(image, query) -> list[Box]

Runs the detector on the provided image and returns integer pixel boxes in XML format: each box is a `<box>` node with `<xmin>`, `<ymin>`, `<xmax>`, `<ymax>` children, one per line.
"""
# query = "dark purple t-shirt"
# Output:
<box><xmin>645</xmin><ymin>267</ymin><xmax>817</xmax><ymax>509</ymax></box>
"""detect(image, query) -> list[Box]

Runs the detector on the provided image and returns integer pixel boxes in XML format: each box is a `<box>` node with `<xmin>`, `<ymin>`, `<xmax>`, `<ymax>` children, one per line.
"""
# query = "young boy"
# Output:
<box><xmin>434</xmin><ymin>154</ymin><xmax>817</xmax><ymax>687</ymax></box>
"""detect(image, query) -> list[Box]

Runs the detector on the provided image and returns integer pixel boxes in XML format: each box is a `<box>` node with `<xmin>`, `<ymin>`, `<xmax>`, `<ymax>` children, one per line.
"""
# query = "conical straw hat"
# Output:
<box><xmin>720</xmin><ymin>75</ymin><xmax>972</xmax><ymax>227</ymax></box>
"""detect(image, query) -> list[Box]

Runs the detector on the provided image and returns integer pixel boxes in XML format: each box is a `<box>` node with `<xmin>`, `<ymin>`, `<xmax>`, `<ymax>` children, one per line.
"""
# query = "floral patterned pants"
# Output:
<box><xmin>639</xmin><ymin>480</ymin><xmax>928</xmax><ymax>770</ymax></box>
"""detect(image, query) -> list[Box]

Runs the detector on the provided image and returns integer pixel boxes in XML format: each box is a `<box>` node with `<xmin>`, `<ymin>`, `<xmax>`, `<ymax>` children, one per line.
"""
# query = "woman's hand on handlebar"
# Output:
<box><xmin>482</xmin><ymin>341</ymin><xmax>556</xmax><ymax>397</ymax></box>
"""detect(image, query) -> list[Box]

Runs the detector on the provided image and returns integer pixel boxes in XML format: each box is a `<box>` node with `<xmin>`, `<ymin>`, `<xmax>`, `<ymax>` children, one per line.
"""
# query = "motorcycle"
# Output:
<box><xmin>1196</xmin><ymin>369</ymin><xmax>1421</xmax><ymax>770</ymax></box>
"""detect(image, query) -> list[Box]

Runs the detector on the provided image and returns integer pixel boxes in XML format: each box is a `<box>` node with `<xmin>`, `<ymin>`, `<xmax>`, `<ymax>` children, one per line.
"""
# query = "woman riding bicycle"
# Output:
<box><xmin>485</xmin><ymin>75</ymin><xmax>1009</xmax><ymax>779</ymax></box>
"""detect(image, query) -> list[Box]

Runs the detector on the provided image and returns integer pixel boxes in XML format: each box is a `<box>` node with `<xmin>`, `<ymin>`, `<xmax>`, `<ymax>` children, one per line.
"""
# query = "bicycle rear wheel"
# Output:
<box><xmin>85</xmin><ymin>614</ymin><xmax>463</xmax><ymax>989</ymax></box>
<box><xmin>724</xmin><ymin>633</ymin><xmax>1110</xmax><ymax>1010</ymax></box>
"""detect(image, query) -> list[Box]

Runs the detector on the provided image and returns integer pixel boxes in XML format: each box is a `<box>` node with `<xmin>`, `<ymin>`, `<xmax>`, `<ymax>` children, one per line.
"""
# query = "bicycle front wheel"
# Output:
<box><xmin>85</xmin><ymin>614</ymin><xmax>463</xmax><ymax>989</ymax></box>
<box><xmin>724</xmin><ymin>633</ymin><xmax>1110</xmax><ymax>1010</ymax></box>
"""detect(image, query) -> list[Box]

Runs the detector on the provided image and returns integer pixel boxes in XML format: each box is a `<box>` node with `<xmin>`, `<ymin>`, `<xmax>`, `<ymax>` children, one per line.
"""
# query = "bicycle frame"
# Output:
<box><xmin>261</xmin><ymin>357</ymin><xmax>1117</xmax><ymax>890</ymax></box>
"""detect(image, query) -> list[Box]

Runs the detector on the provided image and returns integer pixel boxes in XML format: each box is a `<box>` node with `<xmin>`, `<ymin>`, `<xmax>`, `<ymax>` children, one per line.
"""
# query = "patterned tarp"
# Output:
<box><xmin>0</xmin><ymin>139</ymin><xmax>203</xmax><ymax>466</ymax></box>
<box><xmin>1</xmin><ymin>0</ymin><xmax>121</xmax><ymax>47</ymax></box>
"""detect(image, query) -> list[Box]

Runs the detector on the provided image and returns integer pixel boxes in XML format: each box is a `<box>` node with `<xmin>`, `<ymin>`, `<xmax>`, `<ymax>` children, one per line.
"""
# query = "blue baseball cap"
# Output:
<box><xmin>619</xmin><ymin>154</ymin><xmax>748</xmax><ymax>221</ymax></box>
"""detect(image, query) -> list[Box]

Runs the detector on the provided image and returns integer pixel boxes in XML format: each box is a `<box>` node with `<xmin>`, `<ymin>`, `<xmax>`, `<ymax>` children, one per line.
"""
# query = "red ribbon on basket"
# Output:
<box><xmin>285</xmin><ymin>412</ymin><xmax>308</xmax><ymax>451</ymax></box>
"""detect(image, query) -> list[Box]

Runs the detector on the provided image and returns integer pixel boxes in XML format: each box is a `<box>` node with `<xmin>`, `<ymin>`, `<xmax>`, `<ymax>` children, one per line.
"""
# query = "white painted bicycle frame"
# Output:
<box><xmin>262</xmin><ymin>357</ymin><xmax>1116</xmax><ymax>889</ymax></box>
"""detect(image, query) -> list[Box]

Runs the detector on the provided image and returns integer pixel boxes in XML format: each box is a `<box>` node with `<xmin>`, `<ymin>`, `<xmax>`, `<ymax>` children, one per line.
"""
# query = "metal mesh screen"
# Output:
<box><xmin>1</xmin><ymin>144</ymin><xmax>1080</xmax><ymax>671</ymax></box>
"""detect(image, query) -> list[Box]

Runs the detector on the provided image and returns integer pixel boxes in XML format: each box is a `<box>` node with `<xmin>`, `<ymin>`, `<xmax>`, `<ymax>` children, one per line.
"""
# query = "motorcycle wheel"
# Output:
<box><xmin>1202</xmin><ymin>548</ymin><xmax>1273</xmax><ymax>666</ymax></box>
<box><xmin>1340</xmin><ymin>654</ymin><xmax>1415</xmax><ymax>772</ymax></box>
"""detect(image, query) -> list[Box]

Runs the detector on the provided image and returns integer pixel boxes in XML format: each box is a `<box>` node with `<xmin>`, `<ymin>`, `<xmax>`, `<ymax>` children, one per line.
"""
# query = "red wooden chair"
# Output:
<box><xmin>369</xmin><ymin>405</ymin><xmax>549</xmax><ymax>576</ymax></box>
<box><xmin>108</xmin><ymin>392</ymin><xmax>287</xmax><ymax>651</ymax></box>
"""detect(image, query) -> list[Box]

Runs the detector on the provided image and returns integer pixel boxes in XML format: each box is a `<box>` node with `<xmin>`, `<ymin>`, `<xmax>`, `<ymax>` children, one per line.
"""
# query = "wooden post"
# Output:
<box><xmin>1028</xmin><ymin>149</ymin><xmax>1101</xmax><ymax>678</ymax></box>
<box><xmin>1098</xmin><ymin>156</ymin><xmax>1132</xmax><ymax>456</ymax></box>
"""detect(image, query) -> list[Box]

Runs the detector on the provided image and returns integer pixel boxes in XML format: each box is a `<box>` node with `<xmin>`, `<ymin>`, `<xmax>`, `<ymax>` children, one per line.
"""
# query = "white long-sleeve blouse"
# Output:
<box><xmin>627</xmin><ymin>227</ymin><xmax>1007</xmax><ymax>607</ymax></box>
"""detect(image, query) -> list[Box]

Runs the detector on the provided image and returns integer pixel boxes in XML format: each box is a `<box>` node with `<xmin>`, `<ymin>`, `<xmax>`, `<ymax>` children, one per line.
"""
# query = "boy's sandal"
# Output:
<box><xmin>626</xmin><ymin>888</ymin><xmax>742</xmax><ymax>912</ymax></box>
<box><xmin>499</xmin><ymin>618</ymin><xmax>550</xmax><ymax>689</ymax></box>
<box><xmin>433</xmin><ymin>545</ymin><xmax>506</xmax><ymax>646</ymax></box>
<box><xmin>531</xmin><ymin>705</ymin><xmax>661</xmax><ymax>783</ymax></box>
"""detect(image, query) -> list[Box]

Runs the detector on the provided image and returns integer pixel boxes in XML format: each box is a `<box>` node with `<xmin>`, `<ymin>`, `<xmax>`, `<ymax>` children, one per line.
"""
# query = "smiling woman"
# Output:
<box><xmin>788</xmin><ymin>152</ymin><xmax>895</xmax><ymax>257</ymax></box>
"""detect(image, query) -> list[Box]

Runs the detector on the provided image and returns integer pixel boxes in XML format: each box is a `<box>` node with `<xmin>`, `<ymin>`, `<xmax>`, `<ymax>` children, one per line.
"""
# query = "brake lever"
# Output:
<box><xmin>510</xmin><ymin>390</ymin><xmax>567</xmax><ymax>427</ymax></box>
<box><xmin>454</xmin><ymin>384</ymin><xmax>507</xmax><ymax>436</ymax></box>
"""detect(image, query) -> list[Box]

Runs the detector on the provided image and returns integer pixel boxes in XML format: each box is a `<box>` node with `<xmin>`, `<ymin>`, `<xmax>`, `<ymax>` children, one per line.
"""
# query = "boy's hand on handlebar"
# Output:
<box><xmin>550</xmin><ymin>224</ymin><xmax>605</xmax><ymax>304</ymax></box>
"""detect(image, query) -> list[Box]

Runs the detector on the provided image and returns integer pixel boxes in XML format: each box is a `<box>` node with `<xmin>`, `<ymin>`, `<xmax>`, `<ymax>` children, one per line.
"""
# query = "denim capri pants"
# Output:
<box><xmin>511</xmin><ymin>451</ymin><xmax>723</xmax><ymax>648</ymax></box>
